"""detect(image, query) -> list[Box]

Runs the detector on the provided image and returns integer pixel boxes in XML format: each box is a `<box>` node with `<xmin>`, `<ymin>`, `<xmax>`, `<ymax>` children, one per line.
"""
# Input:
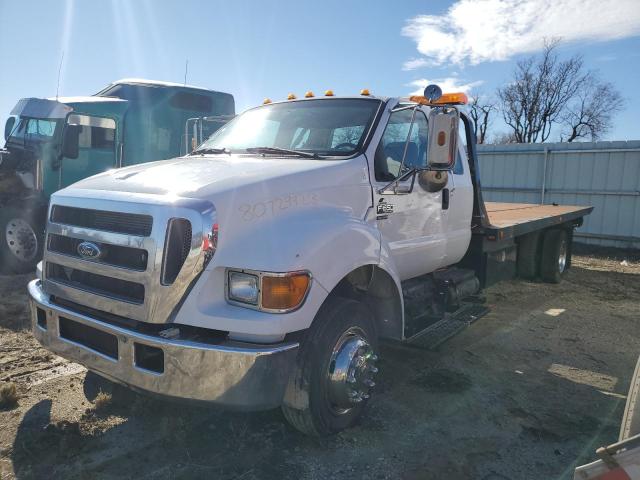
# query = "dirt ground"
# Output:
<box><xmin>1</xmin><ymin>248</ymin><xmax>639</xmax><ymax>480</ymax></box>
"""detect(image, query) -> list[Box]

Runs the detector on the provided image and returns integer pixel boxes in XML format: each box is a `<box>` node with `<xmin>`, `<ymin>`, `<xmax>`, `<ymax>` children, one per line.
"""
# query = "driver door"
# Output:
<box><xmin>371</xmin><ymin>107</ymin><xmax>447</xmax><ymax>281</ymax></box>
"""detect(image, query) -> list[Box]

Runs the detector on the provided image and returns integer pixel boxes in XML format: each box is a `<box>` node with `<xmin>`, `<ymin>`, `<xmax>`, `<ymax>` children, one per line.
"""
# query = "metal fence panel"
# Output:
<box><xmin>477</xmin><ymin>141</ymin><xmax>640</xmax><ymax>249</ymax></box>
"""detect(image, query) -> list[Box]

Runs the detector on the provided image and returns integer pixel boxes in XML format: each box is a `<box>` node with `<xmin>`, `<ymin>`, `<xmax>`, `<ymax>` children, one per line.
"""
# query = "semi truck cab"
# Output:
<box><xmin>27</xmin><ymin>86</ymin><xmax>592</xmax><ymax>436</ymax></box>
<box><xmin>0</xmin><ymin>79</ymin><xmax>234</xmax><ymax>273</ymax></box>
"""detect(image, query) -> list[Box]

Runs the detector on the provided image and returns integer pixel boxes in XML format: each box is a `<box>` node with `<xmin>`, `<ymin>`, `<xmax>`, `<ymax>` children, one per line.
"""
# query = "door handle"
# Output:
<box><xmin>442</xmin><ymin>188</ymin><xmax>450</xmax><ymax>210</ymax></box>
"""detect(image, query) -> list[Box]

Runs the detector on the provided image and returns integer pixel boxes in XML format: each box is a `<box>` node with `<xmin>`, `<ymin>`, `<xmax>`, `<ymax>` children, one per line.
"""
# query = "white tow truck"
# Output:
<box><xmin>28</xmin><ymin>86</ymin><xmax>592</xmax><ymax>435</ymax></box>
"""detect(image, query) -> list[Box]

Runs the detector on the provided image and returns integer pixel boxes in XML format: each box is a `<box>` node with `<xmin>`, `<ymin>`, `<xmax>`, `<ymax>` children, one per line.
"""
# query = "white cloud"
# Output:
<box><xmin>402</xmin><ymin>0</ymin><xmax>640</xmax><ymax>68</ymax></box>
<box><xmin>406</xmin><ymin>77</ymin><xmax>484</xmax><ymax>96</ymax></box>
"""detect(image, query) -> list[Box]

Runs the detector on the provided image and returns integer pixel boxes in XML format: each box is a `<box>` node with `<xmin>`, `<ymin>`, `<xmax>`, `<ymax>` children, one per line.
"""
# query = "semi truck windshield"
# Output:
<box><xmin>198</xmin><ymin>98</ymin><xmax>381</xmax><ymax>158</ymax></box>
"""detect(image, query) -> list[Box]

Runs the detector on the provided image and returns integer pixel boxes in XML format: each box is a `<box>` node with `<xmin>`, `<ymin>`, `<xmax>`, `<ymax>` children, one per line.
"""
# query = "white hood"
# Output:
<box><xmin>71</xmin><ymin>155</ymin><xmax>366</xmax><ymax>200</ymax></box>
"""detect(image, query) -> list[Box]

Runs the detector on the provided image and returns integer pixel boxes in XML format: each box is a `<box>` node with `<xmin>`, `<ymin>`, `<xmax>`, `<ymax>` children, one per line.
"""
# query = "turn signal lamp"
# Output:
<box><xmin>287</xmin><ymin>93</ymin><xmax>297</xmax><ymax>100</ymax></box>
<box><xmin>360</xmin><ymin>89</ymin><xmax>370</xmax><ymax>96</ymax></box>
<box><xmin>261</xmin><ymin>272</ymin><xmax>311</xmax><ymax>311</ymax></box>
<box><xmin>325</xmin><ymin>90</ymin><xmax>334</xmax><ymax>96</ymax></box>
<box><xmin>305</xmin><ymin>91</ymin><xmax>314</xmax><ymax>98</ymax></box>
<box><xmin>409</xmin><ymin>92</ymin><xmax>468</xmax><ymax>106</ymax></box>
<box><xmin>263</xmin><ymin>98</ymin><xmax>272</xmax><ymax>104</ymax></box>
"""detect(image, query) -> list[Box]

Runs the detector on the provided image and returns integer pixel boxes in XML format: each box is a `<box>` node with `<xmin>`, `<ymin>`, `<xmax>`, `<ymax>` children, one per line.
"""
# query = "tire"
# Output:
<box><xmin>0</xmin><ymin>207</ymin><xmax>43</xmax><ymax>274</ymax></box>
<box><xmin>540</xmin><ymin>229</ymin><xmax>569</xmax><ymax>284</ymax></box>
<box><xmin>282</xmin><ymin>296</ymin><xmax>379</xmax><ymax>436</ymax></box>
<box><xmin>517</xmin><ymin>232</ymin><xmax>541</xmax><ymax>279</ymax></box>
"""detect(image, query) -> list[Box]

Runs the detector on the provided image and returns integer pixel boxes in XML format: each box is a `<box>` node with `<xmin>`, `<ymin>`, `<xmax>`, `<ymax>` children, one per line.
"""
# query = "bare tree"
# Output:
<box><xmin>468</xmin><ymin>91</ymin><xmax>497</xmax><ymax>144</ymax></box>
<box><xmin>498</xmin><ymin>40</ymin><xmax>589</xmax><ymax>143</ymax></box>
<box><xmin>492</xmin><ymin>131</ymin><xmax>519</xmax><ymax>144</ymax></box>
<box><xmin>561</xmin><ymin>76</ymin><xmax>624</xmax><ymax>142</ymax></box>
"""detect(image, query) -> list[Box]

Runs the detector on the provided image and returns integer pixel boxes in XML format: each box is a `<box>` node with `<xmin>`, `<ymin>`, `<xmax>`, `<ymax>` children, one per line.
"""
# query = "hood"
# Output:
<box><xmin>69</xmin><ymin>155</ymin><xmax>369</xmax><ymax>200</ymax></box>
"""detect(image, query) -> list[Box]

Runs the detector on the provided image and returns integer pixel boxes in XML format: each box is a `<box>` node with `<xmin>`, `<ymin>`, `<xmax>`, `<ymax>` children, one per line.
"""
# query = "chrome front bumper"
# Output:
<box><xmin>28</xmin><ymin>280</ymin><xmax>298</xmax><ymax>410</ymax></box>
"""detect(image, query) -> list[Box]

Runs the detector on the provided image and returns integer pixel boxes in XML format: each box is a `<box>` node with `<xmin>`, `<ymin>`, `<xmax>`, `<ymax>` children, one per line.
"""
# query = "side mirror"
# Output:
<box><xmin>4</xmin><ymin>117</ymin><xmax>16</xmax><ymax>141</ymax></box>
<box><xmin>62</xmin><ymin>124</ymin><xmax>81</xmax><ymax>159</ymax></box>
<box><xmin>418</xmin><ymin>170</ymin><xmax>449</xmax><ymax>193</ymax></box>
<box><xmin>427</xmin><ymin>109</ymin><xmax>459</xmax><ymax>171</ymax></box>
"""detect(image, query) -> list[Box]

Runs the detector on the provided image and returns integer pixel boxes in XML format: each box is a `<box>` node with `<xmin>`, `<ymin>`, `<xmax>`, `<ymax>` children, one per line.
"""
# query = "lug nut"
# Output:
<box><xmin>364</xmin><ymin>379</ymin><xmax>375</xmax><ymax>388</ymax></box>
<box><xmin>369</xmin><ymin>366</ymin><xmax>379</xmax><ymax>374</ymax></box>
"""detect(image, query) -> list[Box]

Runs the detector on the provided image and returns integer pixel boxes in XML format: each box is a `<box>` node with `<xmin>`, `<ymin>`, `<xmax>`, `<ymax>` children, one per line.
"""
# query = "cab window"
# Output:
<box><xmin>68</xmin><ymin>114</ymin><xmax>116</xmax><ymax>150</ymax></box>
<box><xmin>374</xmin><ymin>108</ymin><xmax>428</xmax><ymax>182</ymax></box>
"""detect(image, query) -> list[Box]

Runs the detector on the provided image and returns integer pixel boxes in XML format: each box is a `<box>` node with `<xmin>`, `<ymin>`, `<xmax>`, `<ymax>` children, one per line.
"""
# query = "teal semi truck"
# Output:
<box><xmin>0</xmin><ymin>79</ymin><xmax>234</xmax><ymax>273</ymax></box>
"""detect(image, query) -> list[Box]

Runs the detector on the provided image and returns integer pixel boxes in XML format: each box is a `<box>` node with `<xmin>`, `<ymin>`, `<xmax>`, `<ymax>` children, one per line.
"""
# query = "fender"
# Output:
<box><xmin>174</xmin><ymin>201</ymin><xmax>397</xmax><ymax>339</ymax></box>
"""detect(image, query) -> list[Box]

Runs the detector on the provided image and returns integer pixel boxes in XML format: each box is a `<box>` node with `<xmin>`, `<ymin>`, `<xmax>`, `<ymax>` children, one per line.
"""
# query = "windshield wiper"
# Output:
<box><xmin>190</xmin><ymin>147</ymin><xmax>231</xmax><ymax>156</ymax></box>
<box><xmin>245</xmin><ymin>146</ymin><xmax>324</xmax><ymax>159</ymax></box>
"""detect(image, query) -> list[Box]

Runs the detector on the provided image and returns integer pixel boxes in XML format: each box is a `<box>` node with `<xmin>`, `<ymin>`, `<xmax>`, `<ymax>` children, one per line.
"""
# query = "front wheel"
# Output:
<box><xmin>282</xmin><ymin>297</ymin><xmax>379</xmax><ymax>436</ymax></box>
<box><xmin>0</xmin><ymin>207</ymin><xmax>43</xmax><ymax>274</ymax></box>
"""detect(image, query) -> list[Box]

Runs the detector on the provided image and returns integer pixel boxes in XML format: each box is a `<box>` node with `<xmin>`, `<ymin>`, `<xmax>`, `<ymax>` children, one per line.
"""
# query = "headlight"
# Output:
<box><xmin>226</xmin><ymin>269</ymin><xmax>311</xmax><ymax>312</ymax></box>
<box><xmin>227</xmin><ymin>271</ymin><xmax>259</xmax><ymax>305</ymax></box>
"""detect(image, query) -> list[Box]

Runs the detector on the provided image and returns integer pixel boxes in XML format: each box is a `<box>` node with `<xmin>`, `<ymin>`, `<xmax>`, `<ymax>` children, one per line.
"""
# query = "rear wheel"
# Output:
<box><xmin>282</xmin><ymin>297</ymin><xmax>379</xmax><ymax>436</ymax></box>
<box><xmin>0</xmin><ymin>207</ymin><xmax>43</xmax><ymax>274</ymax></box>
<box><xmin>517</xmin><ymin>232</ymin><xmax>541</xmax><ymax>279</ymax></box>
<box><xmin>540</xmin><ymin>229</ymin><xmax>569</xmax><ymax>283</ymax></box>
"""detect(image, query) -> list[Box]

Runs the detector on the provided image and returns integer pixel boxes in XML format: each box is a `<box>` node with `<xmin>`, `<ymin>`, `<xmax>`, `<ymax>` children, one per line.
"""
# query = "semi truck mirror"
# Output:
<box><xmin>4</xmin><ymin>117</ymin><xmax>15</xmax><ymax>141</ymax></box>
<box><xmin>427</xmin><ymin>109</ymin><xmax>459</xmax><ymax>171</ymax></box>
<box><xmin>62</xmin><ymin>124</ymin><xmax>81</xmax><ymax>159</ymax></box>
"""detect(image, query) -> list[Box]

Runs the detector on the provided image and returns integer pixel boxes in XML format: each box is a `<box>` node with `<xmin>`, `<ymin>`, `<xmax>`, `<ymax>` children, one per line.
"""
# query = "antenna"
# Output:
<box><xmin>56</xmin><ymin>51</ymin><xmax>65</xmax><ymax>100</ymax></box>
<box><xmin>184</xmin><ymin>59</ymin><xmax>189</xmax><ymax>86</ymax></box>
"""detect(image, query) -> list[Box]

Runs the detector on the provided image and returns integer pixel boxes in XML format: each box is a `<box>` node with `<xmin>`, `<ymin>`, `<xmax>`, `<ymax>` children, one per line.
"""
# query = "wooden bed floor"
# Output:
<box><xmin>485</xmin><ymin>202</ymin><xmax>590</xmax><ymax>228</ymax></box>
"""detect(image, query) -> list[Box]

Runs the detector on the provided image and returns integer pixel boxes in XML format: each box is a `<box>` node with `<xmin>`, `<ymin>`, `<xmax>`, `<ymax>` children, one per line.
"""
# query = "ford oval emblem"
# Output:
<box><xmin>77</xmin><ymin>241</ymin><xmax>102</xmax><ymax>259</ymax></box>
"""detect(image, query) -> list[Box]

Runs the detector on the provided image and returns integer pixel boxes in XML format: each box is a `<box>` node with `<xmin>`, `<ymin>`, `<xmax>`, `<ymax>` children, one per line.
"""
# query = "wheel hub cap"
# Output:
<box><xmin>326</xmin><ymin>327</ymin><xmax>378</xmax><ymax>414</ymax></box>
<box><xmin>558</xmin><ymin>240</ymin><xmax>567</xmax><ymax>273</ymax></box>
<box><xmin>5</xmin><ymin>218</ymin><xmax>38</xmax><ymax>262</ymax></box>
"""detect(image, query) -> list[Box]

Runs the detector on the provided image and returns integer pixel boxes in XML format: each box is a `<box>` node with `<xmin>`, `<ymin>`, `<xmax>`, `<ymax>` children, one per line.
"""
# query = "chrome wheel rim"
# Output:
<box><xmin>326</xmin><ymin>326</ymin><xmax>378</xmax><ymax>415</ymax></box>
<box><xmin>5</xmin><ymin>218</ymin><xmax>38</xmax><ymax>262</ymax></box>
<box><xmin>558</xmin><ymin>240</ymin><xmax>567</xmax><ymax>273</ymax></box>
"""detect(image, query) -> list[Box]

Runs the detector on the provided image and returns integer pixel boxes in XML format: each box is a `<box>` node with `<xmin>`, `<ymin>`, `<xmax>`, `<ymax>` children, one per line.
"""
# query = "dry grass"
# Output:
<box><xmin>93</xmin><ymin>390</ymin><xmax>112</xmax><ymax>411</ymax></box>
<box><xmin>0</xmin><ymin>381</ymin><xmax>19</xmax><ymax>409</ymax></box>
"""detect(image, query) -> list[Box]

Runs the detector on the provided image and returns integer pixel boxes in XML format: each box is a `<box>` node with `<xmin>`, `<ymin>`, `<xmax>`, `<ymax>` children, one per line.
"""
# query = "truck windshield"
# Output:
<box><xmin>7</xmin><ymin>117</ymin><xmax>61</xmax><ymax>145</ymax></box>
<box><xmin>197</xmin><ymin>98</ymin><xmax>381</xmax><ymax>158</ymax></box>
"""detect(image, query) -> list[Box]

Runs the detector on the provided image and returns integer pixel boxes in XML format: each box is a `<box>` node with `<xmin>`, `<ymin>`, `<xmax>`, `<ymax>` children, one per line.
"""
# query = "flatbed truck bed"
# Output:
<box><xmin>462</xmin><ymin>201</ymin><xmax>593</xmax><ymax>287</ymax></box>
<box><xmin>483</xmin><ymin>202</ymin><xmax>594</xmax><ymax>239</ymax></box>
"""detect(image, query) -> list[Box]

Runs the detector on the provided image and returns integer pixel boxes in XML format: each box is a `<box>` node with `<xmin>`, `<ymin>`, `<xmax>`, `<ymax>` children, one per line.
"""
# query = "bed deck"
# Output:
<box><xmin>482</xmin><ymin>202</ymin><xmax>593</xmax><ymax>239</ymax></box>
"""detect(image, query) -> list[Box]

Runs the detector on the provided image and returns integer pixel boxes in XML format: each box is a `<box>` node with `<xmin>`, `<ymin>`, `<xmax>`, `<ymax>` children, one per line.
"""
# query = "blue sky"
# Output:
<box><xmin>1</xmin><ymin>0</ymin><xmax>639</xmax><ymax>141</ymax></box>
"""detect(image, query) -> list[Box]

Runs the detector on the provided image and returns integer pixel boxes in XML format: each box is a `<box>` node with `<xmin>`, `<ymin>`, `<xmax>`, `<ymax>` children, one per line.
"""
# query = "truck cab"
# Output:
<box><xmin>27</xmin><ymin>87</ymin><xmax>592</xmax><ymax>436</ymax></box>
<box><xmin>0</xmin><ymin>79</ymin><xmax>234</xmax><ymax>272</ymax></box>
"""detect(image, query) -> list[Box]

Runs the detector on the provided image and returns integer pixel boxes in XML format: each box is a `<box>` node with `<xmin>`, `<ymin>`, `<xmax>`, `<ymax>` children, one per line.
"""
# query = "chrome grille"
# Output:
<box><xmin>48</xmin><ymin>234</ymin><xmax>148</xmax><ymax>271</ymax></box>
<box><xmin>47</xmin><ymin>262</ymin><xmax>145</xmax><ymax>304</ymax></box>
<box><xmin>50</xmin><ymin>205</ymin><xmax>153</xmax><ymax>236</ymax></box>
<box><xmin>42</xmin><ymin>197</ymin><xmax>215</xmax><ymax>324</ymax></box>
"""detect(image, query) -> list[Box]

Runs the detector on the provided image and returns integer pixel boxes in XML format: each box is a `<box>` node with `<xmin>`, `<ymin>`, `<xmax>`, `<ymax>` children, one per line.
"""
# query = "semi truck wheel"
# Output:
<box><xmin>540</xmin><ymin>229</ymin><xmax>569</xmax><ymax>284</ymax></box>
<box><xmin>516</xmin><ymin>232</ymin><xmax>541</xmax><ymax>279</ymax></box>
<box><xmin>282</xmin><ymin>297</ymin><xmax>379</xmax><ymax>436</ymax></box>
<box><xmin>0</xmin><ymin>207</ymin><xmax>43</xmax><ymax>274</ymax></box>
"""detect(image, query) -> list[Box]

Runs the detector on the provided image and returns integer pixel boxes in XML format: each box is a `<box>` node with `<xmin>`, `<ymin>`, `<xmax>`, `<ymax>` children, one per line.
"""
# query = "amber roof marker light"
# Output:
<box><xmin>409</xmin><ymin>84</ymin><xmax>468</xmax><ymax>106</ymax></box>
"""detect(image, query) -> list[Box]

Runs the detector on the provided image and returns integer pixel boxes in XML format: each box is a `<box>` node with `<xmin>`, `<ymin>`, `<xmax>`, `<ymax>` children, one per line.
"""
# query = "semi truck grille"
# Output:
<box><xmin>161</xmin><ymin>218</ymin><xmax>192</xmax><ymax>285</ymax></box>
<box><xmin>47</xmin><ymin>262</ymin><xmax>145</xmax><ymax>304</ymax></box>
<box><xmin>50</xmin><ymin>205</ymin><xmax>153</xmax><ymax>237</ymax></box>
<box><xmin>48</xmin><ymin>234</ymin><xmax>148</xmax><ymax>271</ymax></box>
